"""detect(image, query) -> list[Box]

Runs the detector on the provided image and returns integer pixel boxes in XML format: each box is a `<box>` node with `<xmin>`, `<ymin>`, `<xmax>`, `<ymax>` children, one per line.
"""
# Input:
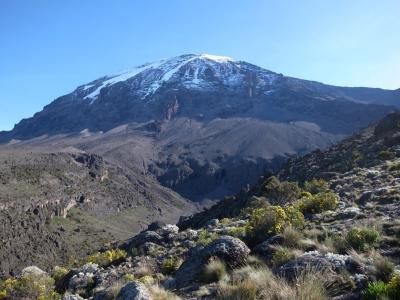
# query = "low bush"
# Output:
<box><xmin>220</xmin><ymin>218</ymin><xmax>231</xmax><ymax>225</ymax></box>
<box><xmin>298</xmin><ymin>192</ymin><xmax>338</xmax><ymax>214</ymax></box>
<box><xmin>388</xmin><ymin>273</ymin><xmax>400</xmax><ymax>299</ymax></box>
<box><xmin>271</xmin><ymin>247</ymin><xmax>297</xmax><ymax>267</ymax></box>
<box><xmin>161</xmin><ymin>257</ymin><xmax>182</xmax><ymax>275</ymax></box>
<box><xmin>346</xmin><ymin>228</ymin><xmax>379</xmax><ymax>251</ymax></box>
<box><xmin>227</xmin><ymin>226</ymin><xmax>247</xmax><ymax>239</ymax></box>
<box><xmin>362</xmin><ymin>281</ymin><xmax>389</xmax><ymax>300</ymax></box>
<box><xmin>197</xmin><ymin>229</ymin><xmax>219</xmax><ymax>246</ymax></box>
<box><xmin>378</xmin><ymin>150</ymin><xmax>394</xmax><ymax>160</ymax></box>
<box><xmin>0</xmin><ymin>274</ymin><xmax>60</xmax><ymax>300</ymax></box>
<box><xmin>261</xmin><ymin>176</ymin><xmax>301</xmax><ymax>205</ymax></box>
<box><xmin>388</xmin><ymin>161</ymin><xmax>400</xmax><ymax>171</ymax></box>
<box><xmin>303</xmin><ymin>179</ymin><xmax>330</xmax><ymax>194</ymax></box>
<box><xmin>122</xmin><ymin>273</ymin><xmax>135</xmax><ymax>282</ymax></box>
<box><xmin>86</xmin><ymin>249</ymin><xmax>127</xmax><ymax>267</ymax></box>
<box><xmin>245</xmin><ymin>205</ymin><xmax>305</xmax><ymax>245</ymax></box>
<box><xmin>52</xmin><ymin>266</ymin><xmax>69</xmax><ymax>283</ymax></box>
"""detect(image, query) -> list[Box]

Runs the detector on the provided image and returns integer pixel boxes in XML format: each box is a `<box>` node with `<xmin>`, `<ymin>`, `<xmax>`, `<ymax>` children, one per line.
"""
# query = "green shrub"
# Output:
<box><xmin>272</xmin><ymin>247</ymin><xmax>297</xmax><ymax>267</ymax></box>
<box><xmin>200</xmin><ymin>259</ymin><xmax>227</xmax><ymax>283</ymax></box>
<box><xmin>161</xmin><ymin>257</ymin><xmax>182</xmax><ymax>275</ymax></box>
<box><xmin>52</xmin><ymin>266</ymin><xmax>69</xmax><ymax>286</ymax></box>
<box><xmin>220</xmin><ymin>218</ymin><xmax>231</xmax><ymax>225</ymax></box>
<box><xmin>284</xmin><ymin>205</ymin><xmax>306</xmax><ymax>229</ymax></box>
<box><xmin>388</xmin><ymin>273</ymin><xmax>400</xmax><ymax>299</ymax></box>
<box><xmin>0</xmin><ymin>274</ymin><xmax>60</xmax><ymax>300</ymax></box>
<box><xmin>346</xmin><ymin>228</ymin><xmax>379</xmax><ymax>251</ymax></box>
<box><xmin>298</xmin><ymin>192</ymin><xmax>338</xmax><ymax>214</ymax></box>
<box><xmin>362</xmin><ymin>281</ymin><xmax>389</xmax><ymax>300</ymax></box>
<box><xmin>388</xmin><ymin>162</ymin><xmax>400</xmax><ymax>171</ymax></box>
<box><xmin>227</xmin><ymin>226</ymin><xmax>247</xmax><ymax>239</ymax></box>
<box><xmin>197</xmin><ymin>229</ymin><xmax>219</xmax><ymax>246</ymax></box>
<box><xmin>86</xmin><ymin>249</ymin><xmax>127</xmax><ymax>267</ymax></box>
<box><xmin>245</xmin><ymin>205</ymin><xmax>304</xmax><ymax>245</ymax></box>
<box><xmin>261</xmin><ymin>176</ymin><xmax>301</xmax><ymax>205</ymax></box>
<box><xmin>304</xmin><ymin>179</ymin><xmax>330</xmax><ymax>194</ymax></box>
<box><xmin>122</xmin><ymin>273</ymin><xmax>135</xmax><ymax>283</ymax></box>
<box><xmin>378</xmin><ymin>151</ymin><xmax>394</xmax><ymax>160</ymax></box>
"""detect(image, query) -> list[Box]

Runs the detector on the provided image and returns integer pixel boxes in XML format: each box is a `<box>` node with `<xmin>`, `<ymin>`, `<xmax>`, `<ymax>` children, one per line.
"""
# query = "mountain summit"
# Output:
<box><xmin>1</xmin><ymin>53</ymin><xmax>398</xmax><ymax>142</ymax></box>
<box><xmin>80</xmin><ymin>53</ymin><xmax>273</xmax><ymax>103</ymax></box>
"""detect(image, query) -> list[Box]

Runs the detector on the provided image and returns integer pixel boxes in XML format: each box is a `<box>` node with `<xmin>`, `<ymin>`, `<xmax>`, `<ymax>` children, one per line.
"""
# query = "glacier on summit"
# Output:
<box><xmin>81</xmin><ymin>54</ymin><xmax>278</xmax><ymax>103</ymax></box>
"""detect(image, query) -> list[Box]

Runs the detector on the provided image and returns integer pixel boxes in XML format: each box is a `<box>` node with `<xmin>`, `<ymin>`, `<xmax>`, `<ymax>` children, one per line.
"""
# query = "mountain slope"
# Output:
<box><xmin>4</xmin><ymin>113</ymin><xmax>400</xmax><ymax>300</ymax></box>
<box><xmin>179</xmin><ymin>112</ymin><xmax>400</xmax><ymax>230</ymax></box>
<box><xmin>0</xmin><ymin>147</ymin><xmax>195</xmax><ymax>277</ymax></box>
<box><xmin>0</xmin><ymin>54</ymin><xmax>397</xmax><ymax>141</ymax></box>
<box><xmin>0</xmin><ymin>54</ymin><xmax>397</xmax><ymax>202</ymax></box>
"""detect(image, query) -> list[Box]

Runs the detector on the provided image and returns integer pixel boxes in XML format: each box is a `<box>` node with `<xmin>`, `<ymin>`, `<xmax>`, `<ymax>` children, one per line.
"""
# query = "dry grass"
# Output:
<box><xmin>134</xmin><ymin>262</ymin><xmax>154</xmax><ymax>278</ymax></box>
<box><xmin>370</xmin><ymin>251</ymin><xmax>395</xmax><ymax>282</ymax></box>
<box><xmin>200</xmin><ymin>258</ymin><xmax>228</xmax><ymax>283</ymax></box>
<box><xmin>217</xmin><ymin>280</ymin><xmax>257</xmax><ymax>300</ymax></box>
<box><xmin>217</xmin><ymin>265</ymin><xmax>330</xmax><ymax>300</ymax></box>
<box><xmin>281</xmin><ymin>227</ymin><xmax>303</xmax><ymax>248</ymax></box>
<box><xmin>147</xmin><ymin>284</ymin><xmax>181</xmax><ymax>300</ymax></box>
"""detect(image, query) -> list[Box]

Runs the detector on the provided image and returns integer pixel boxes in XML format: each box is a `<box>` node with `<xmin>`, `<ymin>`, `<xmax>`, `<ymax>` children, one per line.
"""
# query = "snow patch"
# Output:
<box><xmin>84</xmin><ymin>59</ymin><xmax>166</xmax><ymax>102</ymax></box>
<box><xmin>81</xmin><ymin>53</ymin><xmax>276</xmax><ymax>103</ymax></box>
<box><xmin>200</xmin><ymin>54</ymin><xmax>234</xmax><ymax>63</ymax></box>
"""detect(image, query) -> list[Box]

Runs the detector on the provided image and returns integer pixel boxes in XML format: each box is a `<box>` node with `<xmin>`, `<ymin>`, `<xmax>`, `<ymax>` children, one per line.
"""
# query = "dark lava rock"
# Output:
<box><xmin>147</xmin><ymin>221</ymin><xmax>167</xmax><ymax>232</ymax></box>
<box><xmin>278</xmin><ymin>255</ymin><xmax>334</xmax><ymax>281</ymax></box>
<box><xmin>174</xmin><ymin>236</ymin><xmax>250</xmax><ymax>288</ymax></box>
<box><xmin>252</xmin><ymin>235</ymin><xmax>286</xmax><ymax>260</ymax></box>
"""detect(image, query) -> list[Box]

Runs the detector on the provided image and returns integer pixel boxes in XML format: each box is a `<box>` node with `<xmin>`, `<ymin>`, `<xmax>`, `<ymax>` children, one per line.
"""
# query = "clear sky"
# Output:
<box><xmin>1</xmin><ymin>0</ymin><xmax>399</xmax><ymax>131</ymax></box>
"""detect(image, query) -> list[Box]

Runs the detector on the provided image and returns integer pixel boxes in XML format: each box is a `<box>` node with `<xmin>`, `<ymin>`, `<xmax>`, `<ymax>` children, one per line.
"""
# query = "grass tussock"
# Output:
<box><xmin>147</xmin><ymin>284</ymin><xmax>182</xmax><ymax>300</ymax></box>
<box><xmin>200</xmin><ymin>258</ymin><xmax>228</xmax><ymax>283</ymax></box>
<box><xmin>217</xmin><ymin>265</ymin><xmax>329</xmax><ymax>300</ymax></box>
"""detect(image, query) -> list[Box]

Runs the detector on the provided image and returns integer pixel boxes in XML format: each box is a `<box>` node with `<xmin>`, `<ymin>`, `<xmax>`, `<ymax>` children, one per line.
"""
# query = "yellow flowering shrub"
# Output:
<box><xmin>86</xmin><ymin>249</ymin><xmax>127</xmax><ymax>267</ymax></box>
<box><xmin>345</xmin><ymin>227</ymin><xmax>379</xmax><ymax>251</ymax></box>
<box><xmin>297</xmin><ymin>192</ymin><xmax>338</xmax><ymax>214</ymax></box>
<box><xmin>245</xmin><ymin>205</ymin><xmax>304</xmax><ymax>245</ymax></box>
<box><xmin>388</xmin><ymin>273</ymin><xmax>400</xmax><ymax>299</ymax></box>
<box><xmin>0</xmin><ymin>274</ymin><xmax>60</xmax><ymax>300</ymax></box>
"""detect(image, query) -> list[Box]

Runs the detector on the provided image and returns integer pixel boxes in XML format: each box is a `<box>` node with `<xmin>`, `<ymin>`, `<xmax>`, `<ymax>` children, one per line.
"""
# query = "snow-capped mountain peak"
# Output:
<box><xmin>80</xmin><ymin>54</ymin><xmax>277</xmax><ymax>103</ymax></box>
<box><xmin>198</xmin><ymin>54</ymin><xmax>234</xmax><ymax>62</ymax></box>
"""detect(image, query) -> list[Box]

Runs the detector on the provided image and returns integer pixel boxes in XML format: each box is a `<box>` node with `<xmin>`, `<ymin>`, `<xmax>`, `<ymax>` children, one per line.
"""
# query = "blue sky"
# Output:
<box><xmin>1</xmin><ymin>0</ymin><xmax>399</xmax><ymax>131</ymax></box>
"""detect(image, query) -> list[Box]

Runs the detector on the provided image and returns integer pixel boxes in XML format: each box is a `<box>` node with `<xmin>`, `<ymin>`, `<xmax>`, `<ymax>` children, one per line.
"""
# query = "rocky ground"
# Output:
<box><xmin>1</xmin><ymin>113</ymin><xmax>400</xmax><ymax>299</ymax></box>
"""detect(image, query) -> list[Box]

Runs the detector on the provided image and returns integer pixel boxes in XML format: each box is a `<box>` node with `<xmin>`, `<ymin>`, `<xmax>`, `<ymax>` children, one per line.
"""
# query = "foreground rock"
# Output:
<box><xmin>116</xmin><ymin>282</ymin><xmax>151</xmax><ymax>300</ymax></box>
<box><xmin>174</xmin><ymin>235</ymin><xmax>250</xmax><ymax>288</ymax></box>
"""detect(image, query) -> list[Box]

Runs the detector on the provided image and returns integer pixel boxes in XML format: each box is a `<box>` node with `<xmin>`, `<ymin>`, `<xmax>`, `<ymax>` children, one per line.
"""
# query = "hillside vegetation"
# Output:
<box><xmin>1</xmin><ymin>112</ymin><xmax>400</xmax><ymax>299</ymax></box>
